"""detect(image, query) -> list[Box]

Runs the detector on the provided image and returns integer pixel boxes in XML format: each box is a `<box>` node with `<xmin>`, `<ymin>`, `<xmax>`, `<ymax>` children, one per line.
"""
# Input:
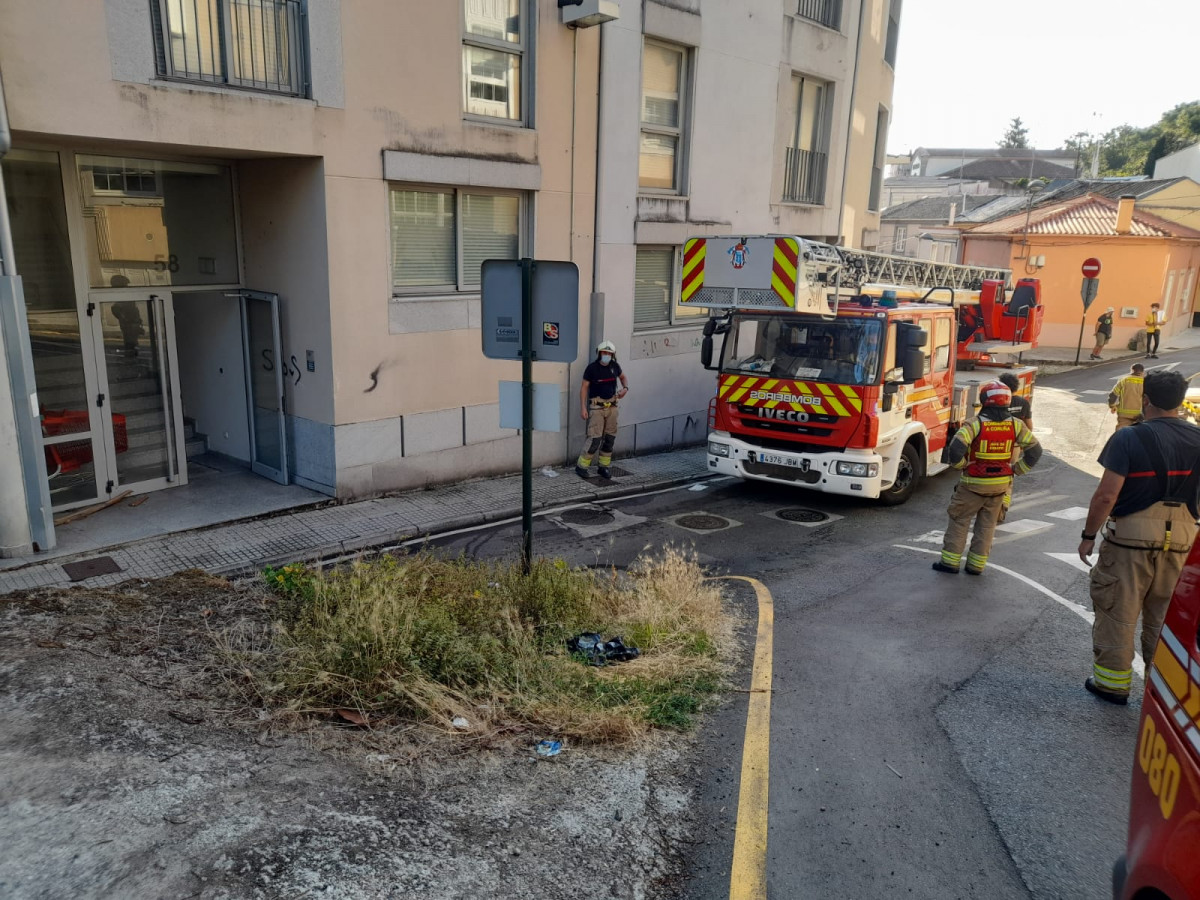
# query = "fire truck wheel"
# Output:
<box><xmin>878</xmin><ymin>441</ymin><xmax>921</xmax><ymax>506</ymax></box>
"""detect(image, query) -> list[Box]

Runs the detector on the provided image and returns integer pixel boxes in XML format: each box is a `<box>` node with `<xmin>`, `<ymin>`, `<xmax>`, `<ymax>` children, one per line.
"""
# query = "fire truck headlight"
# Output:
<box><xmin>708</xmin><ymin>440</ymin><xmax>730</xmax><ymax>458</ymax></box>
<box><xmin>836</xmin><ymin>461</ymin><xmax>878</xmax><ymax>478</ymax></box>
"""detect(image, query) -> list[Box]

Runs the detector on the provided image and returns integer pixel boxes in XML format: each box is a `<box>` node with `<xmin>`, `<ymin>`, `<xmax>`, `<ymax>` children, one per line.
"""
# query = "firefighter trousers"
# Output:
<box><xmin>1090</xmin><ymin>538</ymin><xmax>1192</xmax><ymax>696</ymax></box>
<box><xmin>578</xmin><ymin>402</ymin><xmax>619</xmax><ymax>468</ymax></box>
<box><xmin>940</xmin><ymin>482</ymin><xmax>1009</xmax><ymax>572</ymax></box>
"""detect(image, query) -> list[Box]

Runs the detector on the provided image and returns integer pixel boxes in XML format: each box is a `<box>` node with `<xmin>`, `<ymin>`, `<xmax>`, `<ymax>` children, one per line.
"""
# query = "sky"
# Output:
<box><xmin>887</xmin><ymin>0</ymin><xmax>1200</xmax><ymax>154</ymax></box>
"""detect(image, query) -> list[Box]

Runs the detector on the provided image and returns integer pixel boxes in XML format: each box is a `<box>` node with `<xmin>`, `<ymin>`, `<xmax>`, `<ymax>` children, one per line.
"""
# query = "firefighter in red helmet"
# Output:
<box><xmin>933</xmin><ymin>380</ymin><xmax>1043</xmax><ymax>575</ymax></box>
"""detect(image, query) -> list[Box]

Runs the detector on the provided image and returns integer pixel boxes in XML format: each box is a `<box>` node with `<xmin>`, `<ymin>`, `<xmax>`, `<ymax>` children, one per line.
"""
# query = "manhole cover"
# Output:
<box><xmin>676</xmin><ymin>514</ymin><xmax>730</xmax><ymax>531</ymax></box>
<box><xmin>561</xmin><ymin>507</ymin><xmax>615</xmax><ymax>525</ymax></box>
<box><xmin>777</xmin><ymin>507</ymin><xmax>829</xmax><ymax>524</ymax></box>
<box><xmin>62</xmin><ymin>555</ymin><xmax>123</xmax><ymax>582</ymax></box>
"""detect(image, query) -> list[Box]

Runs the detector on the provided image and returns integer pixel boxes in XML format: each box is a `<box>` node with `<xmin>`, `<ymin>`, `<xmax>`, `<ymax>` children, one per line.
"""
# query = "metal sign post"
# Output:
<box><xmin>1075</xmin><ymin>276</ymin><xmax>1101</xmax><ymax>365</ymax></box>
<box><xmin>481</xmin><ymin>258</ymin><xmax>579</xmax><ymax>574</ymax></box>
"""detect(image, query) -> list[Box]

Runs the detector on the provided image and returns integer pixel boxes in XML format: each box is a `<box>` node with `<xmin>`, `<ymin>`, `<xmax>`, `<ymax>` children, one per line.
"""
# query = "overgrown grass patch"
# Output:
<box><xmin>226</xmin><ymin>547</ymin><xmax>734</xmax><ymax>742</ymax></box>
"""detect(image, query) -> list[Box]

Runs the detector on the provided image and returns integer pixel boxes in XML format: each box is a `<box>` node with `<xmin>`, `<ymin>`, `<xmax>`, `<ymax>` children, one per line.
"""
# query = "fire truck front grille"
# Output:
<box><xmin>743</xmin><ymin>460</ymin><xmax>822</xmax><ymax>484</ymax></box>
<box><xmin>738</xmin><ymin>435</ymin><xmax>845</xmax><ymax>455</ymax></box>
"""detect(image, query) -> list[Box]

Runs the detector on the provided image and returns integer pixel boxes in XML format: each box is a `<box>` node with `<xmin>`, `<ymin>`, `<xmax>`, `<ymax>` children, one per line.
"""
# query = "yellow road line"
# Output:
<box><xmin>717</xmin><ymin>575</ymin><xmax>775</xmax><ymax>900</ymax></box>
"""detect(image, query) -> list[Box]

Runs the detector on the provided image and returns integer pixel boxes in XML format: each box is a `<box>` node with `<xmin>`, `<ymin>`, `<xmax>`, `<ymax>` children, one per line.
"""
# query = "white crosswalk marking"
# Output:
<box><xmin>1079</xmin><ymin>390</ymin><xmax>1109</xmax><ymax>395</ymax></box>
<box><xmin>996</xmin><ymin>518</ymin><xmax>1051</xmax><ymax>534</ymax></box>
<box><xmin>1046</xmin><ymin>506</ymin><xmax>1089</xmax><ymax>521</ymax></box>
<box><xmin>910</xmin><ymin>530</ymin><xmax>945</xmax><ymax>544</ymax></box>
<box><xmin>1046</xmin><ymin>552</ymin><xmax>1093</xmax><ymax>574</ymax></box>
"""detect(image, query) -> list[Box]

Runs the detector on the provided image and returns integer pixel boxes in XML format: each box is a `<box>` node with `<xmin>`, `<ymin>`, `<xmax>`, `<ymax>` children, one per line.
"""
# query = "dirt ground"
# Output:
<box><xmin>0</xmin><ymin>572</ymin><xmax>713</xmax><ymax>900</ymax></box>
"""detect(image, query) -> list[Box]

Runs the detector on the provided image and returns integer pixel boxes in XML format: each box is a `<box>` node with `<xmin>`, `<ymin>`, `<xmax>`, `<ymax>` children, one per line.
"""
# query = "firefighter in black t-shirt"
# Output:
<box><xmin>575</xmin><ymin>340</ymin><xmax>629</xmax><ymax>479</ymax></box>
<box><xmin>1078</xmin><ymin>371</ymin><xmax>1200</xmax><ymax>704</ymax></box>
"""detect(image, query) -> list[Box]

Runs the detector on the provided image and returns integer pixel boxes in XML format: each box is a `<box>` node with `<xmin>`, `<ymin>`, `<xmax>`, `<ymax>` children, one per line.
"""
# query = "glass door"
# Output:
<box><xmin>240</xmin><ymin>290</ymin><xmax>289</xmax><ymax>484</ymax></box>
<box><xmin>87</xmin><ymin>291</ymin><xmax>187</xmax><ymax>494</ymax></box>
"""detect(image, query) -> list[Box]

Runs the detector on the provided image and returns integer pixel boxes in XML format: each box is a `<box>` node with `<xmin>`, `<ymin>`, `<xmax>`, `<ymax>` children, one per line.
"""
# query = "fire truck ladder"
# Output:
<box><xmin>834</xmin><ymin>247</ymin><xmax>1011</xmax><ymax>293</ymax></box>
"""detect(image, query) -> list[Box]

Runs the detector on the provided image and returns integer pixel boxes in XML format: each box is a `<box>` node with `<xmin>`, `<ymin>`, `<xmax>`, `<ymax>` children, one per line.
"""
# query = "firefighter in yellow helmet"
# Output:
<box><xmin>1108</xmin><ymin>362</ymin><xmax>1145</xmax><ymax>431</ymax></box>
<box><xmin>933</xmin><ymin>380</ymin><xmax>1043</xmax><ymax>575</ymax></box>
<box><xmin>575</xmin><ymin>340</ymin><xmax>628</xmax><ymax>479</ymax></box>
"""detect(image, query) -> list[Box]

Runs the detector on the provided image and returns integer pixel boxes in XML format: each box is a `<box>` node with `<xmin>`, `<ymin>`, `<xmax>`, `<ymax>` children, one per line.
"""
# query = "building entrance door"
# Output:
<box><xmin>239</xmin><ymin>290</ymin><xmax>289</xmax><ymax>484</ymax></box>
<box><xmin>85</xmin><ymin>290</ymin><xmax>187</xmax><ymax>496</ymax></box>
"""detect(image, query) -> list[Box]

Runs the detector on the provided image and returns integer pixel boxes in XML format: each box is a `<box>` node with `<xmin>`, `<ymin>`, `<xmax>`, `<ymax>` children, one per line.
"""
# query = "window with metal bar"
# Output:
<box><xmin>390</xmin><ymin>186</ymin><xmax>524</xmax><ymax>294</ymax></box>
<box><xmin>795</xmin><ymin>0</ymin><xmax>841</xmax><ymax>30</ymax></box>
<box><xmin>463</xmin><ymin>0</ymin><xmax>527</xmax><ymax>122</ymax></box>
<box><xmin>782</xmin><ymin>74</ymin><xmax>830</xmax><ymax>205</ymax></box>
<box><xmin>149</xmin><ymin>0</ymin><xmax>309</xmax><ymax>97</ymax></box>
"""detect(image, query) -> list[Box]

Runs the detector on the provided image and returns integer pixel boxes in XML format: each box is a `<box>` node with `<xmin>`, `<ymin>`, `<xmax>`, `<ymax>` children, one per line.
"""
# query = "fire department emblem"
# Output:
<box><xmin>727</xmin><ymin>239</ymin><xmax>749</xmax><ymax>270</ymax></box>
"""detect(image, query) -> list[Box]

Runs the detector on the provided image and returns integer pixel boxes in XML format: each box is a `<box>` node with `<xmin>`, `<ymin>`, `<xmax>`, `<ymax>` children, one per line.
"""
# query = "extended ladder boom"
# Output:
<box><xmin>834</xmin><ymin>247</ymin><xmax>1010</xmax><ymax>293</ymax></box>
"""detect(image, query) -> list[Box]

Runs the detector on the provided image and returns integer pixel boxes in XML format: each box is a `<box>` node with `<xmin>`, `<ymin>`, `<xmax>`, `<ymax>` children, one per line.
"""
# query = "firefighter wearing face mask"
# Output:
<box><xmin>576</xmin><ymin>341</ymin><xmax>629</xmax><ymax>479</ymax></box>
<box><xmin>933</xmin><ymin>380</ymin><xmax>1042</xmax><ymax>575</ymax></box>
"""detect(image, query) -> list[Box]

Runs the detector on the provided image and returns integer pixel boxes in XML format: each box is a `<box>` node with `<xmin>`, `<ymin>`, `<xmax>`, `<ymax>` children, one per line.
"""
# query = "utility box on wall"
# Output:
<box><xmin>559</xmin><ymin>0</ymin><xmax>619</xmax><ymax>28</ymax></box>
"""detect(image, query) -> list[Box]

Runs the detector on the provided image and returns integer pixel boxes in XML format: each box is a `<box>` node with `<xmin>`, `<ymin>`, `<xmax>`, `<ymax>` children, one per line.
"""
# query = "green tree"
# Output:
<box><xmin>1144</xmin><ymin>134</ymin><xmax>1170</xmax><ymax>177</ymax></box>
<box><xmin>999</xmin><ymin>117</ymin><xmax>1030</xmax><ymax>149</ymax></box>
<box><xmin>1067</xmin><ymin>101</ymin><xmax>1200</xmax><ymax>178</ymax></box>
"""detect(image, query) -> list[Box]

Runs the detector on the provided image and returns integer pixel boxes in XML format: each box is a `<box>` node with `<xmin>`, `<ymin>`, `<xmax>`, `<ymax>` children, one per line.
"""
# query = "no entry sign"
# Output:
<box><xmin>1081</xmin><ymin>257</ymin><xmax>1102</xmax><ymax>278</ymax></box>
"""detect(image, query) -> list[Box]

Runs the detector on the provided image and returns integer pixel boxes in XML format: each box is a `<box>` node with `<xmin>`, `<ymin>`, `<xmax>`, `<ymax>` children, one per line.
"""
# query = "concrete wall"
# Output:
<box><xmin>591</xmin><ymin>0</ymin><xmax>896</xmax><ymax>456</ymax></box>
<box><xmin>963</xmin><ymin>235</ymin><xmax>1200</xmax><ymax>348</ymax></box>
<box><xmin>1154</xmin><ymin>144</ymin><xmax>1200</xmax><ymax>182</ymax></box>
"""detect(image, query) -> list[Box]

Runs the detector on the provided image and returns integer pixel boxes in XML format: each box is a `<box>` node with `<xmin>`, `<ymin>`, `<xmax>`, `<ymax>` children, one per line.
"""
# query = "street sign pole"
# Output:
<box><xmin>1074</xmin><ymin>315</ymin><xmax>1086</xmax><ymax>366</ymax></box>
<box><xmin>1076</xmin><ymin>276</ymin><xmax>1101</xmax><ymax>365</ymax></box>
<box><xmin>520</xmin><ymin>257</ymin><xmax>534</xmax><ymax>575</ymax></box>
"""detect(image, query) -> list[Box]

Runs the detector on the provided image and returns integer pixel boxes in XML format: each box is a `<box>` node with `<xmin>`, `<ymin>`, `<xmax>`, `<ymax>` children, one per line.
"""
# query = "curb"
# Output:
<box><xmin>217</xmin><ymin>469</ymin><xmax>718</xmax><ymax>579</ymax></box>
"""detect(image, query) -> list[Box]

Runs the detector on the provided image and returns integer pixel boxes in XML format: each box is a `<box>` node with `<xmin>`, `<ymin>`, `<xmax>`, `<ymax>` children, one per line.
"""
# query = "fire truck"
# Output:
<box><xmin>685</xmin><ymin>235</ymin><xmax>1044</xmax><ymax>504</ymax></box>
<box><xmin>1114</xmin><ymin>537</ymin><xmax>1200</xmax><ymax>899</ymax></box>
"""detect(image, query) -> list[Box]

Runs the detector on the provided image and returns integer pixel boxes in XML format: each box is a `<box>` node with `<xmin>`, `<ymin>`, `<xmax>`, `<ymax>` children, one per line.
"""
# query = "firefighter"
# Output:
<box><xmin>1078</xmin><ymin>371</ymin><xmax>1200</xmax><ymax>705</ymax></box>
<box><xmin>1108</xmin><ymin>363</ymin><xmax>1145</xmax><ymax>431</ymax></box>
<box><xmin>997</xmin><ymin>372</ymin><xmax>1032</xmax><ymax>523</ymax></box>
<box><xmin>575</xmin><ymin>340</ymin><xmax>628</xmax><ymax>479</ymax></box>
<box><xmin>933</xmin><ymin>380</ymin><xmax>1042</xmax><ymax>575</ymax></box>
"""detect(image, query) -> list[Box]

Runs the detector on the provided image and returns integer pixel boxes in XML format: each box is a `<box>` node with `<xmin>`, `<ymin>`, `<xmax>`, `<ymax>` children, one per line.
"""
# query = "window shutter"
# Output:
<box><xmin>461</xmin><ymin>193</ymin><xmax>519</xmax><ymax>286</ymax></box>
<box><xmin>391</xmin><ymin>189</ymin><xmax>456</xmax><ymax>288</ymax></box>
<box><xmin>634</xmin><ymin>247</ymin><xmax>673</xmax><ymax>326</ymax></box>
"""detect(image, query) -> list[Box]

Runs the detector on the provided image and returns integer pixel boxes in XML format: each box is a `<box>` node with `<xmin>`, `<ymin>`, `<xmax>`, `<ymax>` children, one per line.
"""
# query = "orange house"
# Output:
<box><xmin>961</xmin><ymin>194</ymin><xmax>1200</xmax><ymax>349</ymax></box>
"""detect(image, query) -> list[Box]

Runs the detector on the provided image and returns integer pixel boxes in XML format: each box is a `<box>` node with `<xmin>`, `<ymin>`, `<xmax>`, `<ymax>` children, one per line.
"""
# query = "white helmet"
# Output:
<box><xmin>596</xmin><ymin>340</ymin><xmax>616</xmax><ymax>354</ymax></box>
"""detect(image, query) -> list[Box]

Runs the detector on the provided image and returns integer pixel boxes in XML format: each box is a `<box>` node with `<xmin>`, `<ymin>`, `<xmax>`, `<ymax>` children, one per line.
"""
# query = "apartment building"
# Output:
<box><xmin>0</xmin><ymin>0</ymin><xmax>899</xmax><ymax>556</ymax></box>
<box><xmin>0</xmin><ymin>0</ymin><xmax>599</xmax><ymax>554</ymax></box>
<box><xmin>590</xmin><ymin>0</ymin><xmax>901</xmax><ymax>454</ymax></box>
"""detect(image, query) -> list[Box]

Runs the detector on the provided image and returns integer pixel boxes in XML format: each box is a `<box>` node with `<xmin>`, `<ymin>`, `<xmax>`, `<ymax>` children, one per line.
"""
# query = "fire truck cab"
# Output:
<box><xmin>686</xmin><ymin>235</ymin><xmax>1040</xmax><ymax>504</ymax></box>
<box><xmin>1114</xmin><ymin>538</ymin><xmax>1200</xmax><ymax>899</ymax></box>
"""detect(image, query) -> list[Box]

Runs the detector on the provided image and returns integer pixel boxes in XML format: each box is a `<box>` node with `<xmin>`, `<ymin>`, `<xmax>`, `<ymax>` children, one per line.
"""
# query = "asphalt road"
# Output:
<box><xmin>430</xmin><ymin>344</ymin><xmax>1200</xmax><ymax>900</ymax></box>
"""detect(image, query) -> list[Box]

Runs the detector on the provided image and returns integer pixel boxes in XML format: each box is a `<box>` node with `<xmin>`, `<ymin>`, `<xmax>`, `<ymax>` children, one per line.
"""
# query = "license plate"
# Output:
<box><xmin>759</xmin><ymin>452</ymin><xmax>807</xmax><ymax>470</ymax></box>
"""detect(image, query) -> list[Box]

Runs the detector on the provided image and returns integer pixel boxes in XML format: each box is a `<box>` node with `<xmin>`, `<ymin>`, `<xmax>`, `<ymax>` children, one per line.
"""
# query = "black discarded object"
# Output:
<box><xmin>566</xmin><ymin>633</ymin><xmax>640</xmax><ymax>666</ymax></box>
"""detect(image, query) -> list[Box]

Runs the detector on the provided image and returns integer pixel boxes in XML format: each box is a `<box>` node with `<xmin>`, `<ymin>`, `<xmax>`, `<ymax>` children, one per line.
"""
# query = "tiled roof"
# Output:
<box><xmin>965</xmin><ymin>193</ymin><xmax>1200</xmax><ymax>238</ymax></box>
<box><xmin>881</xmin><ymin>194</ymin><xmax>1004</xmax><ymax>221</ymax></box>
<box><xmin>914</xmin><ymin>147</ymin><xmax>1071</xmax><ymax>159</ymax></box>
<box><xmin>940</xmin><ymin>158</ymin><xmax>1077</xmax><ymax>180</ymax></box>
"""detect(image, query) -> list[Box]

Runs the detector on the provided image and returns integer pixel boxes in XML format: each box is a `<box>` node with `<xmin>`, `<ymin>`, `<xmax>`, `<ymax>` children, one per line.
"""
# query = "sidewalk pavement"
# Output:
<box><xmin>1022</xmin><ymin>327</ymin><xmax>1200</xmax><ymax>370</ymax></box>
<box><xmin>0</xmin><ymin>448</ymin><xmax>711</xmax><ymax>595</ymax></box>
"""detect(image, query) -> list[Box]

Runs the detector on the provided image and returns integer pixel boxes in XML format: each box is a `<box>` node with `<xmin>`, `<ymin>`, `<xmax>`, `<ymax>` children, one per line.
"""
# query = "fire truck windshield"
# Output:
<box><xmin>722</xmin><ymin>315</ymin><xmax>884</xmax><ymax>387</ymax></box>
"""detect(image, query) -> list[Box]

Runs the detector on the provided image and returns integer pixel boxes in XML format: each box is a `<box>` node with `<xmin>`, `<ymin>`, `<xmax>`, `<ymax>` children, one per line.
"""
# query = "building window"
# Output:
<box><xmin>150</xmin><ymin>0</ymin><xmax>308</xmax><ymax>96</ymax></box>
<box><xmin>795</xmin><ymin>0</ymin><xmax>842</xmax><ymax>30</ymax></box>
<box><xmin>782</xmin><ymin>74</ymin><xmax>830</xmax><ymax>205</ymax></box>
<box><xmin>868</xmin><ymin>106</ymin><xmax>889</xmax><ymax>212</ymax></box>
<box><xmin>633</xmin><ymin>246</ymin><xmax>706</xmax><ymax>329</ymax></box>
<box><xmin>892</xmin><ymin>225</ymin><xmax>907</xmax><ymax>252</ymax></box>
<box><xmin>389</xmin><ymin>186</ymin><xmax>523</xmax><ymax>294</ymax></box>
<box><xmin>463</xmin><ymin>0</ymin><xmax>526</xmax><ymax>122</ymax></box>
<box><xmin>884</xmin><ymin>0</ymin><xmax>902</xmax><ymax>68</ymax></box>
<box><xmin>639</xmin><ymin>41</ymin><xmax>689</xmax><ymax>193</ymax></box>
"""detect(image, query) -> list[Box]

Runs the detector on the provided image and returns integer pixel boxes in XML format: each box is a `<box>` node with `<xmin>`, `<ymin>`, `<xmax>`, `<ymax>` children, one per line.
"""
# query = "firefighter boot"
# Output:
<box><xmin>1085</xmin><ymin>677</ymin><xmax>1129</xmax><ymax>706</ymax></box>
<box><xmin>598</xmin><ymin>466</ymin><xmax>612</xmax><ymax>479</ymax></box>
<box><xmin>575</xmin><ymin>465</ymin><xmax>589</xmax><ymax>479</ymax></box>
<box><xmin>931</xmin><ymin>562</ymin><xmax>959</xmax><ymax>574</ymax></box>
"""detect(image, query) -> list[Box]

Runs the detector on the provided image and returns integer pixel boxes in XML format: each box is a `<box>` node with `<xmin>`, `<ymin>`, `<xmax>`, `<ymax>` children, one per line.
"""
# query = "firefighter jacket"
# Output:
<box><xmin>1108</xmin><ymin>374</ymin><xmax>1144</xmax><ymax>417</ymax></box>
<box><xmin>946</xmin><ymin>409</ymin><xmax>1041</xmax><ymax>489</ymax></box>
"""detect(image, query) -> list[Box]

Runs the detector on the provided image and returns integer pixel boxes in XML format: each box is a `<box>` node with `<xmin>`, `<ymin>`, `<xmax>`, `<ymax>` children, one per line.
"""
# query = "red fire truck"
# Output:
<box><xmin>1113</xmin><ymin>539</ymin><xmax>1200</xmax><ymax>899</ymax></box>
<box><xmin>685</xmin><ymin>235</ymin><xmax>1043</xmax><ymax>504</ymax></box>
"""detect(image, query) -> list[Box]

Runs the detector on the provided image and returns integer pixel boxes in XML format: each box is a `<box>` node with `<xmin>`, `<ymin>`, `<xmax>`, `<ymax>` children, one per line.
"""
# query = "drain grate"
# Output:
<box><xmin>777</xmin><ymin>507</ymin><xmax>829</xmax><ymax>524</ymax></box>
<box><xmin>675</xmin><ymin>514</ymin><xmax>730</xmax><ymax>531</ymax></box>
<box><xmin>561</xmin><ymin>507</ymin><xmax>615</xmax><ymax>525</ymax></box>
<box><xmin>62</xmin><ymin>556</ymin><xmax>122</xmax><ymax>582</ymax></box>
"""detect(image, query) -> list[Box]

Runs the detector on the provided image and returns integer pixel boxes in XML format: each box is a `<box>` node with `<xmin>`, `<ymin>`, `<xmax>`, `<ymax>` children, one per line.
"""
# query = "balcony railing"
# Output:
<box><xmin>783</xmin><ymin>147</ymin><xmax>828</xmax><ymax>206</ymax></box>
<box><xmin>796</xmin><ymin>0</ymin><xmax>842</xmax><ymax>30</ymax></box>
<box><xmin>151</xmin><ymin>0</ymin><xmax>309</xmax><ymax>97</ymax></box>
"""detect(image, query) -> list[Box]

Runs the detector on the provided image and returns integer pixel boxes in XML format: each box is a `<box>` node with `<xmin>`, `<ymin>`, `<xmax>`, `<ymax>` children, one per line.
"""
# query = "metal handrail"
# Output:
<box><xmin>796</xmin><ymin>0</ymin><xmax>842</xmax><ymax>29</ymax></box>
<box><xmin>783</xmin><ymin>147</ymin><xmax>828</xmax><ymax>205</ymax></box>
